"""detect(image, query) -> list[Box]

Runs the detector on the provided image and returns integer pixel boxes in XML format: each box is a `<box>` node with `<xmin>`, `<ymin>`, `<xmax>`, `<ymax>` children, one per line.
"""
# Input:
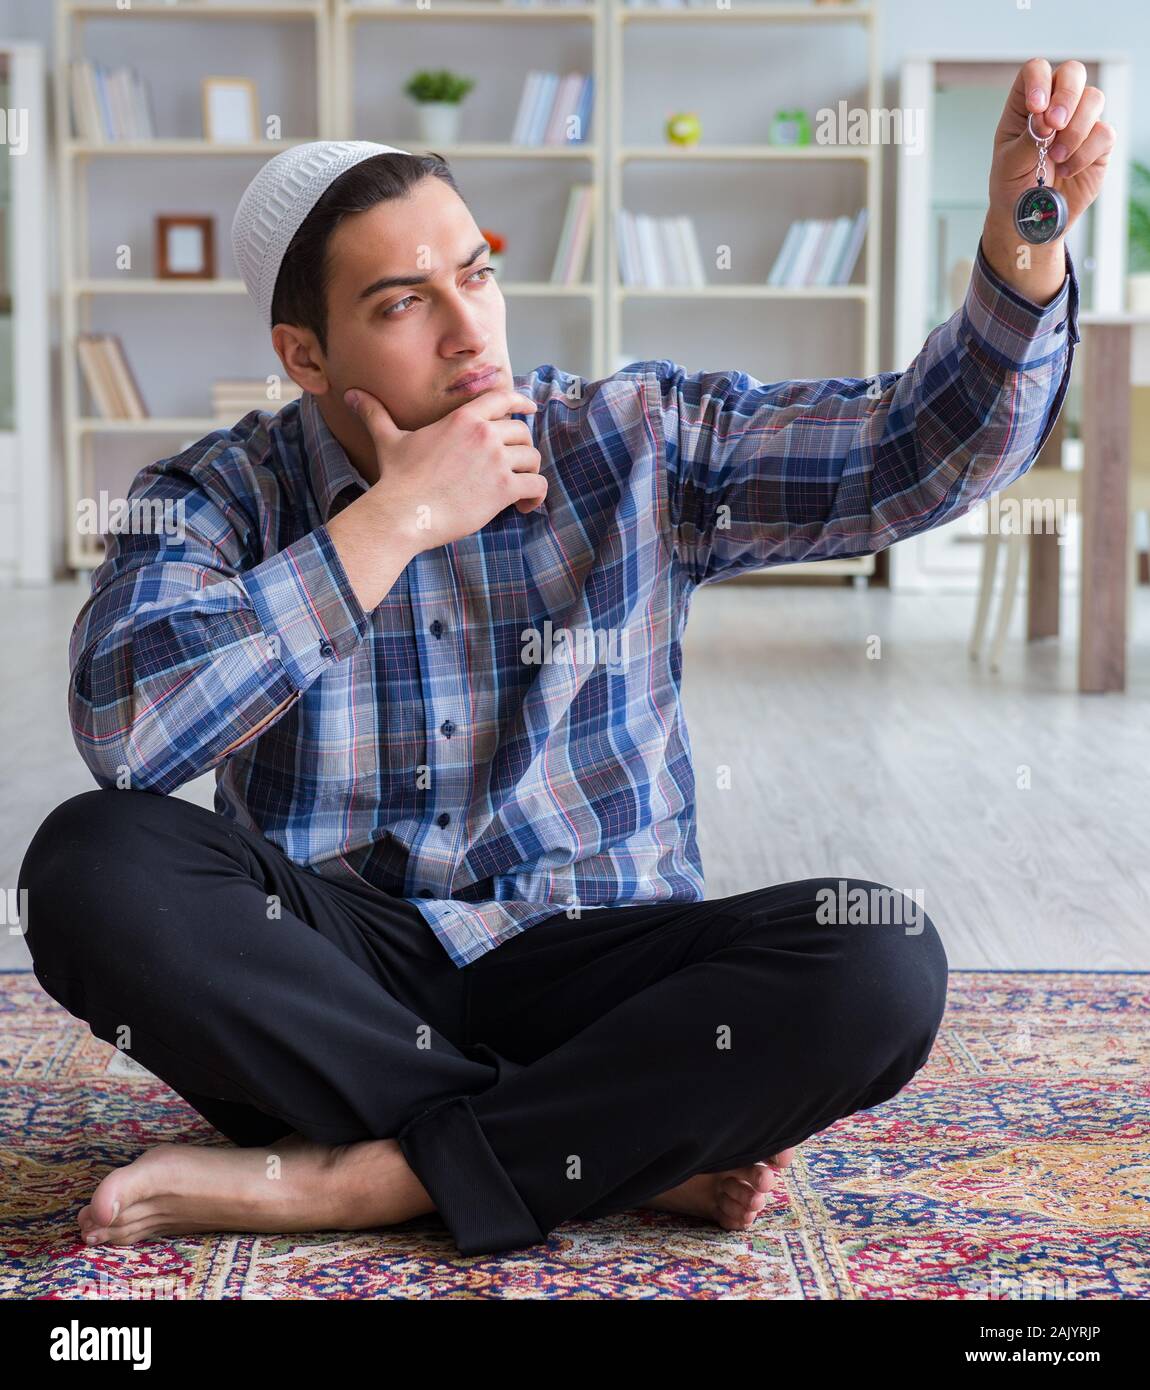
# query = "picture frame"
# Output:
<box><xmin>202</xmin><ymin>77</ymin><xmax>259</xmax><ymax>145</ymax></box>
<box><xmin>156</xmin><ymin>215</ymin><xmax>216</xmax><ymax>280</ymax></box>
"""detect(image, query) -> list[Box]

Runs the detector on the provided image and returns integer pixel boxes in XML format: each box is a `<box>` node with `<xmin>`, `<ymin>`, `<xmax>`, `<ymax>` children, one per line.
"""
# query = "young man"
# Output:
<box><xmin>20</xmin><ymin>58</ymin><xmax>1106</xmax><ymax>1257</ymax></box>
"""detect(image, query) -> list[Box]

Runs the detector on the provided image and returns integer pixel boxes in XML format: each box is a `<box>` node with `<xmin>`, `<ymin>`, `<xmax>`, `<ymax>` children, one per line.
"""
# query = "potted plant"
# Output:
<box><xmin>404</xmin><ymin>69</ymin><xmax>475</xmax><ymax>146</ymax></box>
<box><xmin>1128</xmin><ymin>159</ymin><xmax>1150</xmax><ymax>313</ymax></box>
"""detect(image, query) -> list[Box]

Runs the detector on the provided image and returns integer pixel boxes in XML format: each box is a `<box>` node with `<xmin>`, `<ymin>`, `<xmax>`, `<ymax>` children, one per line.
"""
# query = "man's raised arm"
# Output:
<box><xmin>653</xmin><ymin>56</ymin><xmax>1110</xmax><ymax>589</ymax></box>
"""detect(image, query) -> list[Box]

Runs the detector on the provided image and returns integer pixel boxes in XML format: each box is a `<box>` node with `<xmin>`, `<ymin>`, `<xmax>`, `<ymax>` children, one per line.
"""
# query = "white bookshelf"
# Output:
<box><xmin>609</xmin><ymin>0</ymin><xmax>881</xmax><ymax>581</ymax></box>
<box><xmin>56</xmin><ymin>0</ymin><xmax>332</xmax><ymax>571</ymax></box>
<box><xmin>59</xmin><ymin>0</ymin><xmax>882</xmax><ymax>579</ymax></box>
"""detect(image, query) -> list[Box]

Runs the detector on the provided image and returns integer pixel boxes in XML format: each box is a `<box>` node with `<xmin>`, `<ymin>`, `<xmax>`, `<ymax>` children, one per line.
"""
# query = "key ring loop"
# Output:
<box><xmin>1027</xmin><ymin>112</ymin><xmax>1055</xmax><ymax>147</ymax></box>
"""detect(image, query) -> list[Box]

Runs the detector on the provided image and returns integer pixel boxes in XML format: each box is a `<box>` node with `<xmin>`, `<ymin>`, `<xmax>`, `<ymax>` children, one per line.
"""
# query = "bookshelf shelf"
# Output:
<box><xmin>76</xmin><ymin>279</ymin><xmax>249</xmax><ymax>295</ymax></box>
<box><xmin>74</xmin><ymin>277</ymin><xmax>593</xmax><ymax>297</ymax></box>
<box><xmin>397</xmin><ymin>142</ymin><xmax>600</xmax><ymax>159</ymax></box>
<box><xmin>64</xmin><ymin>140</ymin><xmax>319</xmax><ymax>158</ymax></box>
<box><xmin>619</xmin><ymin>284</ymin><xmax>871</xmax><ymax>299</ymax></box>
<box><xmin>75</xmin><ymin>418</ymin><xmax>232</xmax><ymax>434</ymax></box>
<box><xmin>64</xmin><ymin>1</ymin><xmax>325</xmax><ymax>17</ymax></box>
<box><xmin>621</xmin><ymin>144</ymin><xmax>875</xmax><ymax>162</ymax></box>
<box><xmin>618</xmin><ymin>3</ymin><xmax>874</xmax><ymax>22</ymax></box>
<box><xmin>343</xmin><ymin>3</ymin><xmax>598</xmax><ymax>21</ymax></box>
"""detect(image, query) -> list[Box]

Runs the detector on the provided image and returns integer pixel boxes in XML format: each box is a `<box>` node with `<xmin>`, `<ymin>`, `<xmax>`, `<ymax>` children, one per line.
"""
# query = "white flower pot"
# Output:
<box><xmin>416</xmin><ymin>102</ymin><xmax>462</xmax><ymax>146</ymax></box>
<box><xmin>1126</xmin><ymin>272</ymin><xmax>1150</xmax><ymax>315</ymax></box>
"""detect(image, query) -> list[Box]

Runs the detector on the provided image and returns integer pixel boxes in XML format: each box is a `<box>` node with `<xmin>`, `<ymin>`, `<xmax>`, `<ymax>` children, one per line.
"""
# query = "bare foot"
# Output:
<box><xmin>641</xmin><ymin>1148</ymin><xmax>796</xmax><ymax>1231</ymax></box>
<box><xmin>76</xmin><ymin>1134</ymin><xmax>436</xmax><ymax>1247</ymax></box>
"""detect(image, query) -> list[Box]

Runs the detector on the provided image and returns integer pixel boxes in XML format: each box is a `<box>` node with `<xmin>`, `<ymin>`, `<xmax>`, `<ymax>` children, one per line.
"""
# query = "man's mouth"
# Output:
<box><xmin>448</xmin><ymin>366</ymin><xmax>500</xmax><ymax>395</ymax></box>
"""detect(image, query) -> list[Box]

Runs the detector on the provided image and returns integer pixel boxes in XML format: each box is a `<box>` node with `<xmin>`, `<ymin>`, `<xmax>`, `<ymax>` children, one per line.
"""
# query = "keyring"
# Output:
<box><xmin>1027</xmin><ymin>111</ymin><xmax>1055</xmax><ymax>146</ymax></box>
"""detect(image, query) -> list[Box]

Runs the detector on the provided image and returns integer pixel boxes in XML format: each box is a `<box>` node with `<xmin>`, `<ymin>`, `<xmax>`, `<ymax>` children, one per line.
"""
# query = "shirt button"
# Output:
<box><xmin>440</xmin><ymin>720</ymin><xmax>455</xmax><ymax>737</ymax></box>
<box><xmin>318</xmin><ymin>639</ymin><xmax>334</xmax><ymax>658</ymax></box>
<box><xmin>430</xmin><ymin>620</ymin><xmax>443</xmax><ymax>638</ymax></box>
<box><xmin>1055</xmin><ymin>320</ymin><xmax>1066</xmax><ymax>333</ymax></box>
<box><xmin>436</xmin><ymin>812</ymin><xmax>450</xmax><ymax>828</ymax></box>
<box><xmin>418</xmin><ymin>888</ymin><xmax>434</xmax><ymax>898</ymax></box>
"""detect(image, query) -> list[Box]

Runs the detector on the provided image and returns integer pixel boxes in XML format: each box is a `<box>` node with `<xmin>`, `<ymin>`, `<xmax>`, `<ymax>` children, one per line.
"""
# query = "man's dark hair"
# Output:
<box><xmin>270</xmin><ymin>151</ymin><xmax>464</xmax><ymax>354</ymax></box>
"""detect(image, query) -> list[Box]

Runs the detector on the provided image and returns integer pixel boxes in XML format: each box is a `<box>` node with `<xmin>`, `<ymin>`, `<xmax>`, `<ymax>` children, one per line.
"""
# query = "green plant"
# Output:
<box><xmin>1130</xmin><ymin>159</ymin><xmax>1150</xmax><ymax>274</ymax></box>
<box><xmin>404</xmin><ymin>70</ymin><xmax>475</xmax><ymax>105</ymax></box>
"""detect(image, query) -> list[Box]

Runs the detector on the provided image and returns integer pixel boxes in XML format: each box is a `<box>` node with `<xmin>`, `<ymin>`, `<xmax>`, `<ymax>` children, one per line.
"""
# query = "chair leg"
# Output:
<box><xmin>989</xmin><ymin>533</ymin><xmax>1024</xmax><ymax>673</ymax></box>
<box><xmin>970</xmin><ymin>529</ymin><xmax>1001</xmax><ymax>660</ymax></box>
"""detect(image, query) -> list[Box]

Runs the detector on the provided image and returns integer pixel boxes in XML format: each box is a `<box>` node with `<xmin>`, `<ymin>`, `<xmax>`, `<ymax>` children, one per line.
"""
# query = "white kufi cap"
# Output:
<box><xmin>232</xmin><ymin>139</ymin><xmax>412</xmax><ymax>328</ymax></box>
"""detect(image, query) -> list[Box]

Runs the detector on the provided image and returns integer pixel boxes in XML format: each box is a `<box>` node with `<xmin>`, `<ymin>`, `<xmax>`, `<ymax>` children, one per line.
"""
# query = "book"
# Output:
<box><xmin>76</xmin><ymin>333</ymin><xmax>148</xmax><ymax>418</ymax></box>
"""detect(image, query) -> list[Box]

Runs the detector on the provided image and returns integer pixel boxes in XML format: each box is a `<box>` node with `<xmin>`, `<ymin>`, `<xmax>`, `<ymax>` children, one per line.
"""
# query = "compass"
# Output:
<box><xmin>1012</xmin><ymin>112</ymin><xmax>1069</xmax><ymax>245</ymax></box>
<box><xmin>1013</xmin><ymin>184</ymin><xmax>1068</xmax><ymax>245</ymax></box>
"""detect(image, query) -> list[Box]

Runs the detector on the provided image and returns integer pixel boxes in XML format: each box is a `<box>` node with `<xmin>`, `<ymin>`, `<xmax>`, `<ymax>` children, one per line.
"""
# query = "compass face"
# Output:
<box><xmin>1014</xmin><ymin>186</ymin><xmax>1066</xmax><ymax>244</ymax></box>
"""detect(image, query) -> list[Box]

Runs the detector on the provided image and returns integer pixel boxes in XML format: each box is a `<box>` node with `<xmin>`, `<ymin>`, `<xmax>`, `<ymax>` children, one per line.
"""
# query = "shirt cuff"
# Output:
<box><xmin>240</xmin><ymin>524</ymin><xmax>369</xmax><ymax>689</ymax></box>
<box><xmin>963</xmin><ymin>234</ymin><xmax>1081</xmax><ymax>373</ymax></box>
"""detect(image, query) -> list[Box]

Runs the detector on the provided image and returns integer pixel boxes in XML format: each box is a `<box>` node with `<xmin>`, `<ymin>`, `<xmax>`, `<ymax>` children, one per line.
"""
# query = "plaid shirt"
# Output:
<box><xmin>69</xmin><ymin>237</ymin><xmax>1079</xmax><ymax>967</ymax></box>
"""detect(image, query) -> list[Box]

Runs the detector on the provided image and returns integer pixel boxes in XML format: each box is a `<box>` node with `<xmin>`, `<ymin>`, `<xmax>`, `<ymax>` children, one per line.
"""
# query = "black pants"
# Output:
<box><xmin>18</xmin><ymin>788</ymin><xmax>948</xmax><ymax>1257</ymax></box>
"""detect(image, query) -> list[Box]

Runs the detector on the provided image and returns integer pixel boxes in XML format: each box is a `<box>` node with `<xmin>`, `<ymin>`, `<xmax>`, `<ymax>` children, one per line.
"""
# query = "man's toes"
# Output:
<box><xmin>739</xmin><ymin>1163</ymin><xmax>777</xmax><ymax>1194</ymax></box>
<box><xmin>766</xmin><ymin>1146</ymin><xmax>796</xmax><ymax>1169</ymax></box>
<box><xmin>85</xmin><ymin>1217</ymin><xmax>168</xmax><ymax>1247</ymax></box>
<box><xmin>721</xmin><ymin>1177</ymin><xmax>769</xmax><ymax>1216</ymax></box>
<box><xmin>716</xmin><ymin>1189</ymin><xmax>757</xmax><ymax>1228</ymax></box>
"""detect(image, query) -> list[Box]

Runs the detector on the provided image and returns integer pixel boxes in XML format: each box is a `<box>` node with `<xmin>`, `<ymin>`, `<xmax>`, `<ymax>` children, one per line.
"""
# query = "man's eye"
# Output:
<box><xmin>382</xmin><ymin>267</ymin><xmax>495</xmax><ymax>318</ymax></box>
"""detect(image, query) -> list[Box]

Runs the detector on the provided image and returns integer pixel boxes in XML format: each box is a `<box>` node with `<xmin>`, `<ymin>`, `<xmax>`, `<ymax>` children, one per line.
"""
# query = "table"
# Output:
<box><xmin>1027</xmin><ymin>312</ymin><xmax>1149</xmax><ymax>693</ymax></box>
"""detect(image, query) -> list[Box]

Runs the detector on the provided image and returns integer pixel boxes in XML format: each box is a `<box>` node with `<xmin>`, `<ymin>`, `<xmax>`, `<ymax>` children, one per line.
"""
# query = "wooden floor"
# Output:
<box><xmin>3</xmin><ymin>575</ymin><xmax>1148</xmax><ymax>971</ymax></box>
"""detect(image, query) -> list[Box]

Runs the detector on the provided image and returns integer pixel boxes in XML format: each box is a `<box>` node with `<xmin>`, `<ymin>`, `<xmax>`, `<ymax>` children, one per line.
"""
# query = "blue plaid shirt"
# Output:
<box><xmin>69</xmin><ymin>237</ymin><xmax>1079</xmax><ymax>967</ymax></box>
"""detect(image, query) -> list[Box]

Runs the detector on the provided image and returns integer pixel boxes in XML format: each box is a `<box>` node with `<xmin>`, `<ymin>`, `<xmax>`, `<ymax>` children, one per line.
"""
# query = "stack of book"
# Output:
<box><xmin>76</xmin><ymin>334</ymin><xmax>147</xmax><ymax>418</ymax></box>
<box><xmin>68</xmin><ymin>59</ymin><xmax>157</xmax><ymax>143</ymax></box>
<box><xmin>212</xmin><ymin>379</ymin><xmax>303</xmax><ymax>421</ymax></box>
<box><xmin>616</xmin><ymin>210</ymin><xmax>706</xmax><ymax>288</ymax></box>
<box><xmin>767</xmin><ymin>209</ymin><xmax>869</xmax><ymax>287</ymax></box>
<box><xmin>511</xmin><ymin>71</ymin><xmax>594</xmax><ymax>145</ymax></box>
<box><xmin>549</xmin><ymin>185</ymin><xmax>596</xmax><ymax>283</ymax></box>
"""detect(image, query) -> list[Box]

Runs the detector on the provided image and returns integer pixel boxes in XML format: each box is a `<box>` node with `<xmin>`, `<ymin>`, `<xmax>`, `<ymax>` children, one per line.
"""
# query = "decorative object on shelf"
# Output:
<box><xmin>769</xmin><ymin>108</ymin><xmax>812</xmax><ymax>146</ymax></box>
<box><xmin>480</xmin><ymin>228</ymin><xmax>505</xmax><ymax>276</ymax></box>
<box><xmin>155</xmin><ymin>215</ymin><xmax>216</xmax><ymax>280</ymax></box>
<box><xmin>404</xmin><ymin>69</ymin><xmax>475</xmax><ymax>145</ymax></box>
<box><xmin>1126</xmin><ymin>159</ymin><xmax>1150</xmax><ymax>313</ymax></box>
<box><xmin>202</xmin><ymin>76</ymin><xmax>259</xmax><ymax>145</ymax></box>
<box><xmin>665</xmin><ymin>112</ymin><xmax>700</xmax><ymax>148</ymax></box>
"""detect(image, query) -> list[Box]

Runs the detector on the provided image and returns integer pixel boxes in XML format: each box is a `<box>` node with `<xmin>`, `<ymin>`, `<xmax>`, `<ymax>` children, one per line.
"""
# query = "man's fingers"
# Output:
<box><xmin>467</xmin><ymin>388</ymin><xmax>538</xmax><ymax>421</ymax></box>
<box><xmin>1044</xmin><ymin>58</ymin><xmax>1088</xmax><ymax>136</ymax></box>
<box><xmin>345</xmin><ymin>388</ymin><xmax>402</xmax><ymax>439</ymax></box>
<box><xmin>1056</xmin><ymin>119</ymin><xmax>1117</xmax><ymax>181</ymax></box>
<box><xmin>1009</xmin><ymin>56</ymin><xmax>1052</xmax><ymax>133</ymax></box>
<box><xmin>510</xmin><ymin>472</ymin><xmax>548</xmax><ymax>507</ymax></box>
<box><xmin>504</xmin><ymin>442</ymin><xmax>542</xmax><ymax>473</ymax></box>
<box><xmin>1048</xmin><ymin>86</ymin><xmax>1105</xmax><ymax>166</ymax></box>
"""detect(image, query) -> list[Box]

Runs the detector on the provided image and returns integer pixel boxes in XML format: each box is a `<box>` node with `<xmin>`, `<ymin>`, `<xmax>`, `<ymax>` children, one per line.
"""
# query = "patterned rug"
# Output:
<box><xmin>1</xmin><ymin>968</ymin><xmax>1147</xmax><ymax>1299</ymax></box>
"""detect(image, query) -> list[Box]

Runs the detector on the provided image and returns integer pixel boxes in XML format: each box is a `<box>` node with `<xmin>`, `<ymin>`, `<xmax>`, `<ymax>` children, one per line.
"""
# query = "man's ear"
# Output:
<box><xmin>271</xmin><ymin>322</ymin><xmax>329</xmax><ymax>396</ymax></box>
